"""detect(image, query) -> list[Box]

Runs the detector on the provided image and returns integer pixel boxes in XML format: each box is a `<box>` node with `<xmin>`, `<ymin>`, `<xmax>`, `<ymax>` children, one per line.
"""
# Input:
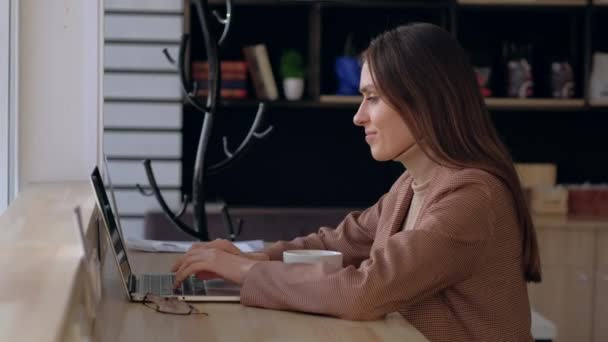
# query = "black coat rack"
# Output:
<box><xmin>136</xmin><ymin>0</ymin><xmax>273</xmax><ymax>241</ymax></box>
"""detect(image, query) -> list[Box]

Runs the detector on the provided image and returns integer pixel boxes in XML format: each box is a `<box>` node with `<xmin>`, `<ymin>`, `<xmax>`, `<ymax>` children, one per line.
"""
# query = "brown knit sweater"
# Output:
<box><xmin>240</xmin><ymin>165</ymin><xmax>533</xmax><ymax>342</ymax></box>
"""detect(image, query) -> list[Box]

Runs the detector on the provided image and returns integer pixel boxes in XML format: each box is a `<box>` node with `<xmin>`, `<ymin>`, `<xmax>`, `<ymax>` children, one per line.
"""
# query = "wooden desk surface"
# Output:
<box><xmin>0</xmin><ymin>182</ymin><xmax>97</xmax><ymax>342</ymax></box>
<box><xmin>94</xmin><ymin>250</ymin><xmax>429</xmax><ymax>342</ymax></box>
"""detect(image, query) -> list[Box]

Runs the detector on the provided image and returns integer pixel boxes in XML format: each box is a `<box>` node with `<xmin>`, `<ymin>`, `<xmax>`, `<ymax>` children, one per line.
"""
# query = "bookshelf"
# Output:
<box><xmin>182</xmin><ymin>1</ymin><xmax>608</xmax><ymax>204</ymax></box>
<box><xmin>185</xmin><ymin>1</ymin><xmax>608</xmax><ymax>111</ymax></box>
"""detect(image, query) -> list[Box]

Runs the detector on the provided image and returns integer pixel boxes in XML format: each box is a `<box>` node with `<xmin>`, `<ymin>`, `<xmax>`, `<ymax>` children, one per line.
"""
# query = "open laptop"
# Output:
<box><xmin>90</xmin><ymin>166</ymin><xmax>241</xmax><ymax>302</ymax></box>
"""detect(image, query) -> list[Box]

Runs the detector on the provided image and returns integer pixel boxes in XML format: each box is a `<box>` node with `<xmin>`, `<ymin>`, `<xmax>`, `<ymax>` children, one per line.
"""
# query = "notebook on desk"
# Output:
<box><xmin>90</xmin><ymin>166</ymin><xmax>241</xmax><ymax>302</ymax></box>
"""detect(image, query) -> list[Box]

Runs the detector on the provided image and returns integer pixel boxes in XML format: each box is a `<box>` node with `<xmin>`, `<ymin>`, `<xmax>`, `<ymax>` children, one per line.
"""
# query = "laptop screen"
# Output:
<box><xmin>102</xmin><ymin>155</ymin><xmax>124</xmax><ymax>235</ymax></box>
<box><xmin>90</xmin><ymin>166</ymin><xmax>134</xmax><ymax>287</ymax></box>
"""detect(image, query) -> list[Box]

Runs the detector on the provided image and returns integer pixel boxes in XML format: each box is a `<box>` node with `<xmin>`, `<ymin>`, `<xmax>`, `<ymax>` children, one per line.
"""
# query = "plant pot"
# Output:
<box><xmin>283</xmin><ymin>78</ymin><xmax>304</xmax><ymax>101</ymax></box>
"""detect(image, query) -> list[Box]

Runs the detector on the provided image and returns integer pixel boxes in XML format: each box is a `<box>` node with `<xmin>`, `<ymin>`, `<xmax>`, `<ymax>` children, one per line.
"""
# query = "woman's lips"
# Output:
<box><xmin>365</xmin><ymin>132</ymin><xmax>377</xmax><ymax>143</ymax></box>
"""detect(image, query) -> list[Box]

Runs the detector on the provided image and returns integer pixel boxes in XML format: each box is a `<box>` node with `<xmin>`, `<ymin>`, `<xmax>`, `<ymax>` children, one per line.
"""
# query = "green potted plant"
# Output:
<box><xmin>280</xmin><ymin>49</ymin><xmax>306</xmax><ymax>100</ymax></box>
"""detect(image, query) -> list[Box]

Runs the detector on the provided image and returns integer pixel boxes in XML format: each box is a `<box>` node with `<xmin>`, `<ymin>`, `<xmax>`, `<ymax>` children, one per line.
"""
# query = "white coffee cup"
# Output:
<box><xmin>283</xmin><ymin>250</ymin><xmax>343</xmax><ymax>271</ymax></box>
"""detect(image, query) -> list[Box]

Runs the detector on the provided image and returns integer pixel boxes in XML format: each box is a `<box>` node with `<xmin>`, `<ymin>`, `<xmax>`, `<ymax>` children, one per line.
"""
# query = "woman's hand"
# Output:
<box><xmin>171</xmin><ymin>240</ymin><xmax>266</xmax><ymax>288</ymax></box>
<box><xmin>171</xmin><ymin>239</ymin><xmax>268</xmax><ymax>274</ymax></box>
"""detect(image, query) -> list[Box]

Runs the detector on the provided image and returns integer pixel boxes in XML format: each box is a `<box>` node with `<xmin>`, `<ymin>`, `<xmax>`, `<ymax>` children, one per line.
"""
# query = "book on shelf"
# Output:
<box><xmin>196</xmin><ymin>88</ymin><xmax>248</xmax><ymax>99</ymax></box>
<box><xmin>192</xmin><ymin>61</ymin><xmax>248</xmax><ymax>73</ymax></box>
<box><xmin>242</xmin><ymin>44</ymin><xmax>279</xmax><ymax>101</ymax></box>
<box><xmin>195</xmin><ymin>80</ymin><xmax>247</xmax><ymax>89</ymax></box>
<box><xmin>191</xmin><ymin>60</ymin><xmax>249</xmax><ymax>100</ymax></box>
<box><xmin>191</xmin><ymin>61</ymin><xmax>248</xmax><ymax>81</ymax></box>
<box><xmin>193</xmin><ymin>71</ymin><xmax>247</xmax><ymax>81</ymax></box>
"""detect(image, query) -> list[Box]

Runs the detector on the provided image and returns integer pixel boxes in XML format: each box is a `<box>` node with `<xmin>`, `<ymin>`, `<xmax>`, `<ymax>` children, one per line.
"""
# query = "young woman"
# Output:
<box><xmin>172</xmin><ymin>23</ymin><xmax>541</xmax><ymax>342</ymax></box>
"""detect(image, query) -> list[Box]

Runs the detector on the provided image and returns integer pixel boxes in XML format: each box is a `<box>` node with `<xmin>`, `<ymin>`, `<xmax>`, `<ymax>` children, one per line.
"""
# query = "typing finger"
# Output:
<box><xmin>172</xmin><ymin>244</ymin><xmax>211</xmax><ymax>272</ymax></box>
<box><xmin>175</xmin><ymin>249</ymin><xmax>217</xmax><ymax>282</ymax></box>
<box><xmin>197</xmin><ymin>239</ymin><xmax>241</xmax><ymax>255</ymax></box>
<box><xmin>195</xmin><ymin>271</ymin><xmax>220</xmax><ymax>280</ymax></box>
<box><xmin>173</xmin><ymin>261</ymin><xmax>211</xmax><ymax>288</ymax></box>
<box><xmin>171</xmin><ymin>254</ymin><xmax>185</xmax><ymax>272</ymax></box>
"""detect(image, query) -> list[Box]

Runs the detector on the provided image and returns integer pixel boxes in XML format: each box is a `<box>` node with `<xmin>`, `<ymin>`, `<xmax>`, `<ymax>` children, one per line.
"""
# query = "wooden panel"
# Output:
<box><xmin>104</xmin><ymin>43</ymin><xmax>179</xmax><ymax>71</ymax></box>
<box><xmin>104</xmin><ymin>131</ymin><xmax>181</xmax><ymax>158</ymax></box>
<box><xmin>319</xmin><ymin>95</ymin><xmax>361</xmax><ymax>104</ymax></box>
<box><xmin>528</xmin><ymin>266</ymin><xmax>594</xmax><ymax>342</ymax></box>
<box><xmin>104</xmin><ymin>73</ymin><xmax>181</xmax><ymax>100</ymax></box>
<box><xmin>105</xmin><ymin>0</ymin><xmax>183</xmax><ymax>12</ymax></box>
<box><xmin>458</xmin><ymin>0</ymin><xmax>586</xmax><ymax>5</ymax></box>
<box><xmin>590</xmin><ymin>100</ymin><xmax>608</xmax><ymax>106</ymax></box>
<box><xmin>534</xmin><ymin>226</ymin><xmax>596</xmax><ymax>267</ymax></box>
<box><xmin>598</xmin><ymin>230</ymin><xmax>608</xmax><ymax>267</ymax></box>
<box><xmin>61</xmin><ymin>265</ymin><xmax>96</xmax><ymax>342</ymax></box>
<box><xmin>594</xmin><ymin>231</ymin><xmax>608</xmax><ymax>342</ymax></box>
<box><xmin>104</xmin><ymin>14</ymin><xmax>183</xmax><ymax>41</ymax></box>
<box><xmin>113</xmin><ymin>189</ymin><xmax>181</xmax><ymax>216</ymax></box>
<box><xmin>107</xmin><ymin>160</ymin><xmax>181</xmax><ymax>187</ymax></box>
<box><xmin>484</xmin><ymin>98</ymin><xmax>585</xmax><ymax>110</ymax></box>
<box><xmin>318</xmin><ymin>95</ymin><xmax>586</xmax><ymax>110</ymax></box>
<box><xmin>119</xmin><ymin>217</ymin><xmax>145</xmax><ymax>240</ymax></box>
<box><xmin>104</xmin><ymin>102</ymin><xmax>182</xmax><ymax>129</ymax></box>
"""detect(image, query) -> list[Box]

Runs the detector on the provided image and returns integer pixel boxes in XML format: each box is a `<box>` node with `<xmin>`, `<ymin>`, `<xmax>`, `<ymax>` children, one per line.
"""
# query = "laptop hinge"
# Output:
<box><xmin>128</xmin><ymin>274</ymin><xmax>137</xmax><ymax>293</ymax></box>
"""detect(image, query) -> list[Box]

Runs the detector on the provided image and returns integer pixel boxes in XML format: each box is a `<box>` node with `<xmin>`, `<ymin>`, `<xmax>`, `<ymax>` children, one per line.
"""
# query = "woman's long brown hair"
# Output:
<box><xmin>363</xmin><ymin>23</ymin><xmax>541</xmax><ymax>282</ymax></box>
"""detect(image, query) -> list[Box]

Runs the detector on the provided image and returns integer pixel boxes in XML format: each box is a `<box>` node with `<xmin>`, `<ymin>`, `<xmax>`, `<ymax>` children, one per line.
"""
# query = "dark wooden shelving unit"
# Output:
<box><xmin>181</xmin><ymin>0</ymin><xmax>608</xmax><ymax>209</ymax></box>
<box><xmin>186</xmin><ymin>1</ymin><xmax>607</xmax><ymax>110</ymax></box>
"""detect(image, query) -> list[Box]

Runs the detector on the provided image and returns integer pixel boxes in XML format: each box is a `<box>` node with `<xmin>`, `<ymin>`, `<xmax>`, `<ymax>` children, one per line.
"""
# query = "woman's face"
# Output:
<box><xmin>353</xmin><ymin>63</ymin><xmax>415</xmax><ymax>161</ymax></box>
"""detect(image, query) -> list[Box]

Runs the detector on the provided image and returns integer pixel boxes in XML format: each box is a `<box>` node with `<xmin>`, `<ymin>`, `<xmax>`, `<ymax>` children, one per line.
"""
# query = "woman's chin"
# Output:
<box><xmin>370</xmin><ymin>150</ymin><xmax>391</xmax><ymax>162</ymax></box>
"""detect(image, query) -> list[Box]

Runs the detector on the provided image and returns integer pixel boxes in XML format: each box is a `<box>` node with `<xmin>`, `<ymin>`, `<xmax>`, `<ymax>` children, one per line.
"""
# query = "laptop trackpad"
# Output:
<box><xmin>205</xmin><ymin>279</ymin><xmax>241</xmax><ymax>296</ymax></box>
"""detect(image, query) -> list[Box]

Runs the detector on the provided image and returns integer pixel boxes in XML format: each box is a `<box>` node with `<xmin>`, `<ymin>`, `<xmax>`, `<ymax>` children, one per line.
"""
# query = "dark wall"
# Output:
<box><xmin>183</xmin><ymin>106</ymin><xmax>404</xmax><ymax>207</ymax></box>
<box><xmin>183</xmin><ymin>105</ymin><xmax>608</xmax><ymax>207</ymax></box>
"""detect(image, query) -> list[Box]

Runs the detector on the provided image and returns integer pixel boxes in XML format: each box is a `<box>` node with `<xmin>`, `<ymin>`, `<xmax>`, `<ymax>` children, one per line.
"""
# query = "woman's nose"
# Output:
<box><xmin>353</xmin><ymin>105</ymin><xmax>368</xmax><ymax>127</ymax></box>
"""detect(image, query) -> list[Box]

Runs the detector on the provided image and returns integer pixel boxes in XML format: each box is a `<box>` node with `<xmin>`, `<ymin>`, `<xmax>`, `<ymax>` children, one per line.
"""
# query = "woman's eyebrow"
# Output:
<box><xmin>359</xmin><ymin>85</ymin><xmax>376</xmax><ymax>94</ymax></box>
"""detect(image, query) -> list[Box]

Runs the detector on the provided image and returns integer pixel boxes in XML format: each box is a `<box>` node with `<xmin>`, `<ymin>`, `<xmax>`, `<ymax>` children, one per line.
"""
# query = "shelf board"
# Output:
<box><xmin>184</xmin><ymin>96</ymin><xmax>587</xmax><ymax>111</ymax></box>
<box><xmin>319</xmin><ymin>95</ymin><xmax>586</xmax><ymax>110</ymax></box>
<box><xmin>184</xmin><ymin>98</ymin><xmax>358</xmax><ymax>109</ymax></box>
<box><xmin>458</xmin><ymin>0</ymin><xmax>586</xmax><ymax>6</ymax></box>
<box><xmin>319</xmin><ymin>95</ymin><xmax>362</xmax><ymax>105</ymax></box>
<box><xmin>484</xmin><ymin>98</ymin><xmax>585</xmax><ymax>110</ymax></box>
<box><xmin>590</xmin><ymin>100</ymin><xmax>608</xmax><ymax>108</ymax></box>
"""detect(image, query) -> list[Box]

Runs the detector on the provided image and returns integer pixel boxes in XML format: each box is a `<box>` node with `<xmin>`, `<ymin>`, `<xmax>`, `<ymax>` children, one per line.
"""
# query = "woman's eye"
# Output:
<box><xmin>366</xmin><ymin>96</ymin><xmax>379</xmax><ymax>103</ymax></box>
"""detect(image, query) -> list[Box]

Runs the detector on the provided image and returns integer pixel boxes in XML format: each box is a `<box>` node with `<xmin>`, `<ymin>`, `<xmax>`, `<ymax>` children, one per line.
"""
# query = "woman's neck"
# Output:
<box><xmin>394</xmin><ymin>143</ymin><xmax>438</xmax><ymax>188</ymax></box>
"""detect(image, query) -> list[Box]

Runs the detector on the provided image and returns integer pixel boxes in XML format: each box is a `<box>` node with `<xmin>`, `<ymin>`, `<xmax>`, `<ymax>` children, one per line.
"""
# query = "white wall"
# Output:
<box><xmin>17</xmin><ymin>0</ymin><xmax>102</xmax><ymax>189</ymax></box>
<box><xmin>0</xmin><ymin>0</ymin><xmax>9</xmax><ymax>212</ymax></box>
<box><xmin>103</xmin><ymin>0</ymin><xmax>184</xmax><ymax>239</ymax></box>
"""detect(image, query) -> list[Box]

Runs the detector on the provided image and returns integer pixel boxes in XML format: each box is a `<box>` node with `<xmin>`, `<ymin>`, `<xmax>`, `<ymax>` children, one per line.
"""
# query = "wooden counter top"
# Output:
<box><xmin>0</xmin><ymin>182</ymin><xmax>428</xmax><ymax>342</ymax></box>
<box><xmin>533</xmin><ymin>214</ymin><xmax>608</xmax><ymax>229</ymax></box>
<box><xmin>0</xmin><ymin>182</ymin><xmax>96</xmax><ymax>342</ymax></box>
<box><xmin>94</xmin><ymin>251</ymin><xmax>429</xmax><ymax>342</ymax></box>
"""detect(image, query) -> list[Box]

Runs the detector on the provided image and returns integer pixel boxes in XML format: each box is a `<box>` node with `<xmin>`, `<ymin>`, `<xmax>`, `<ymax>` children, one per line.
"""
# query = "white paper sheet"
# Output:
<box><xmin>126</xmin><ymin>238</ymin><xmax>265</xmax><ymax>253</ymax></box>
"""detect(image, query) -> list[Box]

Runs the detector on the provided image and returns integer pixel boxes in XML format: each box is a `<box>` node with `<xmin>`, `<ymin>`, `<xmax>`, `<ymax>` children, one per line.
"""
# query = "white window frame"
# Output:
<box><xmin>0</xmin><ymin>0</ymin><xmax>10</xmax><ymax>212</ymax></box>
<box><xmin>0</xmin><ymin>0</ymin><xmax>17</xmax><ymax>213</ymax></box>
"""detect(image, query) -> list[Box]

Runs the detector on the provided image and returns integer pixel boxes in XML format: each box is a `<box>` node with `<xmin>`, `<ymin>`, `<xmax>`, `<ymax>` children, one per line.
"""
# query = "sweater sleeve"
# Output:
<box><xmin>261</xmin><ymin>175</ymin><xmax>409</xmax><ymax>267</ymax></box>
<box><xmin>240</xmin><ymin>178</ymin><xmax>494</xmax><ymax>321</ymax></box>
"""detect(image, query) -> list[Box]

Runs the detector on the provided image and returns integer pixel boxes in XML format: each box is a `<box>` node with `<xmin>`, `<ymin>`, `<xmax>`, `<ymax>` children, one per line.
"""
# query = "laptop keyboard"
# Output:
<box><xmin>139</xmin><ymin>274</ymin><xmax>207</xmax><ymax>296</ymax></box>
